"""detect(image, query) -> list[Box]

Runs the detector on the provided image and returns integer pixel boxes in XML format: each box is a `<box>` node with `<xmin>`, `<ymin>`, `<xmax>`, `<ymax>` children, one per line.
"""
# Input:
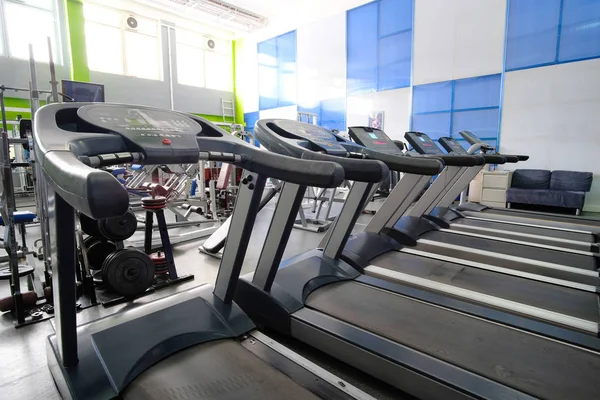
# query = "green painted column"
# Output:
<box><xmin>232</xmin><ymin>39</ymin><xmax>245</xmax><ymax>126</ymax></box>
<box><xmin>64</xmin><ymin>0</ymin><xmax>90</xmax><ymax>82</ymax></box>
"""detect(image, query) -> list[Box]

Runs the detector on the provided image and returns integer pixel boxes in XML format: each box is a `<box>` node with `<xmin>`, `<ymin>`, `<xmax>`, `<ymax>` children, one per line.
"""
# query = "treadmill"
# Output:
<box><xmin>342</xmin><ymin>127</ymin><xmax>600</xmax><ymax>334</ymax></box>
<box><xmin>456</xmin><ymin>130</ymin><xmax>600</xmax><ymax>228</ymax></box>
<box><xmin>435</xmin><ymin>134</ymin><xmax>600</xmax><ymax>251</ymax></box>
<box><xmin>349</xmin><ymin>127</ymin><xmax>600</xmax><ymax>253</ymax></box>
<box><xmin>36</xmin><ymin>103</ymin><xmax>372</xmax><ymax>400</ymax></box>
<box><xmin>391</xmin><ymin>131</ymin><xmax>600</xmax><ymax>275</ymax></box>
<box><xmin>236</xmin><ymin>119</ymin><xmax>600</xmax><ymax>400</ymax></box>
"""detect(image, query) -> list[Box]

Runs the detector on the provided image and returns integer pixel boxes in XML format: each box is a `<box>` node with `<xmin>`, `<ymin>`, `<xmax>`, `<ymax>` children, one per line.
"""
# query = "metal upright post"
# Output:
<box><xmin>322</xmin><ymin>181</ymin><xmax>373</xmax><ymax>260</ymax></box>
<box><xmin>252</xmin><ymin>182</ymin><xmax>306</xmax><ymax>291</ymax></box>
<box><xmin>214</xmin><ymin>173</ymin><xmax>266</xmax><ymax>303</ymax></box>
<box><xmin>47</xmin><ymin>37</ymin><xmax>59</xmax><ymax>103</ymax></box>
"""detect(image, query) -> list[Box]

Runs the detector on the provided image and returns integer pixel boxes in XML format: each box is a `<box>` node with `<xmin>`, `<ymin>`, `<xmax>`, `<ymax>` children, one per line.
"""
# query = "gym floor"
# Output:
<box><xmin>0</xmin><ymin>196</ymin><xmax>396</xmax><ymax>400</ymax></box>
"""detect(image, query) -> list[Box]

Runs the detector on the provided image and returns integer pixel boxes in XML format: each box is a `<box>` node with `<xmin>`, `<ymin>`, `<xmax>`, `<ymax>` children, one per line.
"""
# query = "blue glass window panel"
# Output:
<box><xmin>320</xmin><ymin>97</ymin><xmax>346</xmax><ymax>131</ymax></box>
<box><xmin>412</xmin><ymin>81</ymin><xmax>452</xmax><ymax>114</ymax></box>
<box><xmin>412</xmin><ymin>112</ymin><xmax>451</xmax><ymax>140</ymax></box>
<box><xmin>278</xmin><ymin>71</ymin><xmax>297</xmax><ymax>107</ymax></box>
<box><xmin>559</xmin><ymin>0</ymin><xmax>600</xmax><ymax>62</ymax></box>
<box><xmin>451</xmin><ymin>109</ymin><xmax>500</xmax><ymax>139</ymax></box>
<box><xmin>257</xmin><ymin>39</ymin><xmax>277</xmax><ymax>67</ymax></box>
<box><xmin>378</xmin><ymin>31</ymin><xmax>411</xmax><ymax>91</ymax></box>
<box><xmin>453</xmin><ymin>74</ymin><xmax>501</xmax><ymax>110</ymax></box>
<box><xmin>506</xmin><ymin>0</ymin><xmax>561</xmax><ymax>70</ymax></box>
<box><xmin>276</xmin><ymin>31</ymin><xmax>296</xmax><ymax>72</ymax></box>
<box><xmin>244</xmin><ymin>111</ymin><xmax>259</xmax><ymax>130</ymax></box>
<box><xmin>258</xmin><ymin>66</ymin><xmax>278</xmax><ymax>110</ymax></box>
<box><xmin>379</xmin><ymin>0</ymin><xmax>413</xmax><ymax>37</ymax></box>
<box><xmin>347</xmin><ymin>3</ymin><xmax>378</xmax><ymax>95</ymax></box>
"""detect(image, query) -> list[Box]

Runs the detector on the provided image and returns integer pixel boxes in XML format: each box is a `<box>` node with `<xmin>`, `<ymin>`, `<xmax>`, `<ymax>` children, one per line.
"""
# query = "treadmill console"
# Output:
<box><xmin>271</xmin><ymin>120</ymin><xmax>347</xmax><ymax>156</ymax></box>
<box><xmin>404</xmin><ymin>131</ymin><xmax>444</xmax><ymax>155</ymax></box>
<box><xmin>77</xmin><ymin>104</ymin><xmax>201</xmax><ymax>163</ymax></box>
<box><xmin>459</xmin><ymin>130</ymin><xmax>495</xmax><ymax>152</ymax></box>
<box><xmin>348</xmin><ymin>127</ymin><xmax>404</xmax><ymax>155</ymax></box>
<box><xmin>439</xmin><ymin>137</ymin><xmax>469</xmax><ymax>155</ymax></box>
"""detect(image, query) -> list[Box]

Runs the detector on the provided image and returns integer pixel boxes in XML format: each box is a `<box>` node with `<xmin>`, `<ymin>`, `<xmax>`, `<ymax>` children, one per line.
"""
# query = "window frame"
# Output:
<box><xmin>83</xmin><ymin>2</ymin><xmax>162</xmax><ymax>80</ymax></box>
<box><xmin>0</xmin><ymin>0</ymin><xmax>64</xmax><ymax>64</ymax></box>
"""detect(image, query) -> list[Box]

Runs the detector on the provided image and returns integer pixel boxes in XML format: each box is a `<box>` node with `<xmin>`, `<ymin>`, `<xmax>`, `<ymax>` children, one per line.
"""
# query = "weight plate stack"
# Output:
<box><xmin>83</xmin><ymin>237</ymin><xmax>117</xmax><ymax>271</ymax></box>
<box><xmin>150</xmin><ymin>252</ymin><xmax>168</xmax><ymax>277</ymax></box>
<box><xmin>79</xmin><ymin>213</ymin><xmax>101</xmax><ymax>237</ymax></box>
<box><xmin>98</xmin><ymin>210</ymin><xmax>138</xmax><ymax>242</ymax></box>
<box><xmin>101</xmin><ymin>248</ymin><xmax>155</xmax><ymax>298</ymax></box>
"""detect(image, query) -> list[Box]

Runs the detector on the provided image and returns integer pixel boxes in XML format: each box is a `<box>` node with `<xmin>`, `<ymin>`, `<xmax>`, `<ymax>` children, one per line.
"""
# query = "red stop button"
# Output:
<box><xmin>162</xmin><ymin>138</ymin><xmax>172</xmax><ymax>145</ymax></box>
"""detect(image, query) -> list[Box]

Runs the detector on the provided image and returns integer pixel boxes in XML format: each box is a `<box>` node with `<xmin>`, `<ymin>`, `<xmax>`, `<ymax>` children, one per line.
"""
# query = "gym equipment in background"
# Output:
<box><xmin>234</xmin><ymin>119</ymin><xmax>600</xmax><ymax>400</ymax></box>
<box><xmin>35</xmin><ymin>102</ymin><xmax>377</xmax><ymax>400</ymax></box>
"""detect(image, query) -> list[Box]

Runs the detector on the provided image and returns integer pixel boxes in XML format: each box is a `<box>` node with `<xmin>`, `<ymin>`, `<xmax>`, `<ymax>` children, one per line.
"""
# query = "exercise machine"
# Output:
<box><xmin>37</xmin><ymin>103</ymin><xmax>373</xmax><ymax>400</ymax></box>
<box><xmin>337</xmin><ymin>127</ymin><xmax>600</xmax><ymax>334</ymax></box>
<box><xmin>235</xmin><ymin>119</ymin><xmax>600</xmax><ymax>400</ymax></box>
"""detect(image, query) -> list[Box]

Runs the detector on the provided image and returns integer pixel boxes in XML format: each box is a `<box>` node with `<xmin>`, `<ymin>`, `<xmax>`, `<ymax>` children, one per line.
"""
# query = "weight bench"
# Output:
<box><xmin>0</xmin><ymin>211</ymin><xmax>37</xmax><ymax>250</ymax></box>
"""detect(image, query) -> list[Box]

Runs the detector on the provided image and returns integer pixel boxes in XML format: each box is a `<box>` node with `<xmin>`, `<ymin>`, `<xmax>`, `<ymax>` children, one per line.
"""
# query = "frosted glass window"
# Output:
<box><xmin>205</xmin><ymin>51</ymin><xmax>232</xmax><ymax>92</ymax></box>
<box><xmin>124</xmin><ymin>31</ymin><xmax>160</xmax><ymax>80</ymax></box>
<box><xmin>176</xmin><ymin>43</ymin><xmax>205</xmax><ymax>88</ymax></box>
<box><xmin>5</xmin><ymin>2</ymin><xmax>60</xmax><ymax>62</ymax></box>
<box><xmin>85</xmin><ymin>23</ymin><xmax>124</xmax><ymax>75</ymax></box>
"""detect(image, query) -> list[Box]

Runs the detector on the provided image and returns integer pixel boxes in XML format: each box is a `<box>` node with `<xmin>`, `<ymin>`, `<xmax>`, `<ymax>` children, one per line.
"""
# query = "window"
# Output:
<box><xmin>176</xmin><ymin>28</ymin><xmax>233</xmax><ymax>92</ymax></box>
<box><xmin>1</xmin><ymin>0</ymin><xmax>61</xmax><ymax>63</ymax></box>
<box><xmin>411</xmin><ymin>74</ymin><xmax>501</xmax><ymax>149</ymax></box>
<box><xmin>258</xmin><ymin>30</ymin><xmax>296</xmax><ymax>110</ymax></box>
<box><xmin>83</xmin><ymin>3</ymin><xmax>161</xmax><ymax>80</ymax></box>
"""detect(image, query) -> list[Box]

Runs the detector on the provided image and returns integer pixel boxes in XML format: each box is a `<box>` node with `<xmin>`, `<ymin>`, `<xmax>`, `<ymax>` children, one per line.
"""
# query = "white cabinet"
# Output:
<box><xmin>469</xmin><ymin>170</ymin><xmax>512</xmax><ymax>208</ymax></box>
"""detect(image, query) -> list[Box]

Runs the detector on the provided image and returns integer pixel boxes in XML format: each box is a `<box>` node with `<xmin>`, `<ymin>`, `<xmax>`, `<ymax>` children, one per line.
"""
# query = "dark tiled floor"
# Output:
<box><xmin>0</xmin><ymin>197</ymin><xmax>376</xmax><ymax>400</ymax></box>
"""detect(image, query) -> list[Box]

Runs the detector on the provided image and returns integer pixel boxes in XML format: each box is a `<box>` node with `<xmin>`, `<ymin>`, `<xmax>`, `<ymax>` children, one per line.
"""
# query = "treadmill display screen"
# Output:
<box><xmin>404</xmin><ymin>132</ymin><xmax>444</xmax><ymax>155</ymax></box>
<box><xmin>348</xmin><ymin>127</ymin><xmax>404</xmax><ymax>155</ymax></box>
<box><xmin>439</xmin><ymin>137</ymin><xmax>469</xmax><ymax>155</ymax></box>
<box><xmin>273</xmin><ymin>120</ymin><xmax>347</xmax><ymax>155</ymax></box>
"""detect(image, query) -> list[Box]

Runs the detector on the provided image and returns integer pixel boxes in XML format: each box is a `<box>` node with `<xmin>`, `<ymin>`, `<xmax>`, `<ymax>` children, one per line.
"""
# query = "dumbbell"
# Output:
<box><xmin>0</xmin><ymin>291</ymin><xmax>38</xmax><ymax>312</ymax></box>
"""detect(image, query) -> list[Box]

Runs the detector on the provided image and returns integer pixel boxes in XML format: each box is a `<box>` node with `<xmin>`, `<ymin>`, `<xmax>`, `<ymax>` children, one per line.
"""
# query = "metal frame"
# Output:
<box><xmin>405</xmin><ymin>165</ymin><xmax>465</xmax><ymax>217</ymax></box>
<box><xmin>364</xmin><ymin>173</ymin><xmax>430</xmax><ymax>234</ymax></box>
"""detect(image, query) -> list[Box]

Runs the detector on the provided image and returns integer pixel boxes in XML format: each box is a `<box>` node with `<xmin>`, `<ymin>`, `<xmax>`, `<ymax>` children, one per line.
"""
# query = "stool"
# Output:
<box><xmin>0</xmin><ymin>211</ymin><xmax>37</xmax><ymax>250</ymax></box>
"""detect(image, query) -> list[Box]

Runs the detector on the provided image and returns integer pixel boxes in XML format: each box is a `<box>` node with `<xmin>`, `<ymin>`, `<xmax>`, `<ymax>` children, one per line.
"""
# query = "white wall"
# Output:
<box><xmin>413</xmin><ymin>0</ymin><xmax>506</xmax><ymax>85</ymax></box>
<box><xmin>297</xmin><ymin>13</ymin><xmax>346</xmax><ymax>110</ymax></box>
<box><xmin>500</xmin><ymin>58</ymin><xmax>600</xmax><ymax>211</ymax></box>
<box><xmin>346</xmin><ymin>87</ymin><xmax>412</xmax><ymax>141</ymax></box>
<box><xmin>258</xmin><ymin>105</ymin><xmax>298</xmax><ymax>120</ymax></box>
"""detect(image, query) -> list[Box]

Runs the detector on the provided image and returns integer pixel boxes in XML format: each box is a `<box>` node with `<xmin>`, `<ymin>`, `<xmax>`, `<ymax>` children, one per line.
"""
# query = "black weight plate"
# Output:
<box><xmin>83</xmin><ymin>236</ymin><xmax>99</xmax><ymax>249</ymax></box>
<box><xmin>102</xmin><ymin>248</ymin><xmax>155</xmax><ymax>298</ymax></box>
<box><xmin>98</xmin><ymin>211</ymin><xmax>137</xmax><ymax>241</ymax></box>
<box><xmin>80</xmin><ymin>213</ymin><xmax>101</xmax><ymax>237</ymax></box>
<box><xmin>101</xmin><ymin>250</ymin><xmax>120</xmax><ymax>292</ymax></box>
<box><xmin>87</xmin><ymin>240</ymin><xmax>117</xmax><ymax>270</ymax></box>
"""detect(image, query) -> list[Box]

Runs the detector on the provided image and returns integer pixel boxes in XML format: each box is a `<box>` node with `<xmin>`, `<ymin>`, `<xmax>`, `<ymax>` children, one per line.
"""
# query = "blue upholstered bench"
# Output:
<box><xmin>506</xmin><ymin>169</ymin><xmax>593</xmax><ymax>215</ymax></box>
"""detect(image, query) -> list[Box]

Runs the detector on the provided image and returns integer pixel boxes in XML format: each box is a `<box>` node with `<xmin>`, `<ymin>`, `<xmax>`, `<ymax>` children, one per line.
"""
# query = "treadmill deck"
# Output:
<box><xmin>306</xmin><ymin>280</ymin><xmax>600</xmax><ymax>399</ymax></box>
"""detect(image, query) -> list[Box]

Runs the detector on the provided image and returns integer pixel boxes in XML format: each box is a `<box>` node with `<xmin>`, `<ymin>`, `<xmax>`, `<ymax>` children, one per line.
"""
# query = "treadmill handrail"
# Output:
<box><xmin>301</xmin><ymin>151</ymin><xmax>389</xmax><ymax>183</ymax></box>
<box><xmin>34</xmin><ymin>103</ymin><xmax>345</xmax><ymax>219</ymax></box>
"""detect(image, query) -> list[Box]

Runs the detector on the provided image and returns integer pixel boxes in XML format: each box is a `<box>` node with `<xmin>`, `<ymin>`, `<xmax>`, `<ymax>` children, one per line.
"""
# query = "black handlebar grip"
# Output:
<box><xmin>363</xmin><ymin>150</ymin><xmax>444</xmax><ymax>175</ymax></box>
<box><xmin>499</xmin><ymin>154</ymin><xmax>519</xmax><ymax>163</ymax></box>
<box><xmin>301</xmin><ymin>152</ymin><xmax>389</xmax><ymax>183</ymax></box>
<box><xmin>436</xmin><ymin>155</ymin><xmax>485</xmax><ymax>166</ymax></box>
<box><xmin>42</xmin><ymin>152</ymin><xmax>129</xmax><ymax>219</ymax></box>
<box><xmin>237</xmin><ymin>146</ymin><xmax>345</xmax><ymax>188</ymax></box>
<box><xmin>480</xmin><ymin>154</ymin><xmax>507</xmax><ymax>164</ymax></box>
<box><xmin>516</xmin><ymin>155</ymin><xmax>529</xmax><ymax>161</ymax></box>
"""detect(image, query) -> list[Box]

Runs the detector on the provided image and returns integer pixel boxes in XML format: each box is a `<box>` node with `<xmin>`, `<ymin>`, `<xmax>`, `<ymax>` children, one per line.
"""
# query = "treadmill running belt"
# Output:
<box><xmin>123</xmin><ymin>339</ymin><xmax>319</xmax><ymax>400</ymax></box>
<box><xmin>306</xmin><ymin>281</ymin><xmax>600</xmax><ymax>399</ymax></box>
<box><xmin>371</xmin><ymin>251</ymin><xmax>600</xmax><ymax>323</ymax></box>
<box><xmin>452</xmin><ymin>217</ymin><xmax>595</xmax><ymax>244</ymax></box>
<box><xmin>424</xmin><ymin>230</ymin><xmax>597</xmax><ymax>270</ymax></box>
<box><xmin>414</xmin><ymin>242</ymin><xmax>599</xmax><ymax>286</ymax></box>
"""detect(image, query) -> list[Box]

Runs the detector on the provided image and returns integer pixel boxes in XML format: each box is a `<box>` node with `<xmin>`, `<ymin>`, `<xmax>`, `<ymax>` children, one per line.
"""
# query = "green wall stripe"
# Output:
<box><xmin>232</xmin><ymin>39</ymin><xmax>244</xmax><ymax>126</ymax></box>
<box><xmin>65</xmin><ymin>0</ymin><xmax>90</xmax><ymax>82</ymax></box>
<box><xmin>4</xmin><ymin>97</ymin><xmax>32</xmax><ymax>108</ymax></box>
